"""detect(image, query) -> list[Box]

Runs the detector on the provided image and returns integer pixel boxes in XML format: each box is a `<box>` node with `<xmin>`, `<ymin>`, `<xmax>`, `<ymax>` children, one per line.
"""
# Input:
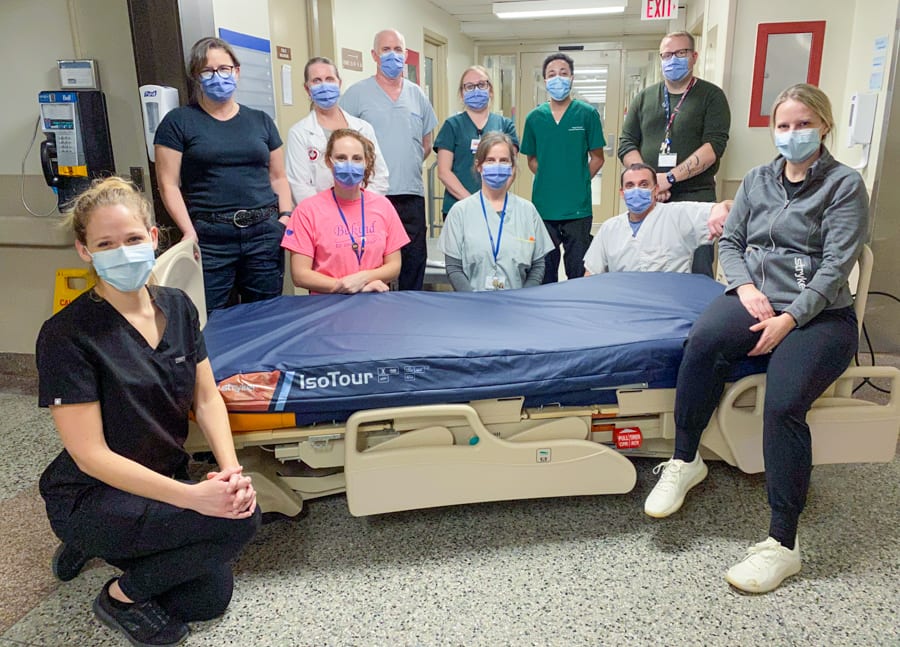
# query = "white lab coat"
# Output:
<box><xmin>285</xmin><ymin>108</ymin><xmax>390</xmax><ymax>206</ymax></box>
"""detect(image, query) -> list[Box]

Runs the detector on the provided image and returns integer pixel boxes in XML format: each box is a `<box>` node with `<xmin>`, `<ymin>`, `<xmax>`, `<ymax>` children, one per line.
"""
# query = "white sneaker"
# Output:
<box><xmin>725</xmin><ymin>537</ymin><xmax>801</xmax><ymax>593</ymax></box>
<box><xmin>643</xmin><ymin>454</ymin><xmax>708</xmax><ymax>518</ymax></box>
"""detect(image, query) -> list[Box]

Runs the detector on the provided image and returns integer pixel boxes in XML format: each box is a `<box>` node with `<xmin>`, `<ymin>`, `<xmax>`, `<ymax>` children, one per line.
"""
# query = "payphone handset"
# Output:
<box><xmin>39</xmin><ymin>90</ymin><xmax>115</xmax><ymax>208</ymax></box>
<box><xmin>139</xmin><ymin>85</ymin><xmax>179</xmax><ymax>163</ymax></box>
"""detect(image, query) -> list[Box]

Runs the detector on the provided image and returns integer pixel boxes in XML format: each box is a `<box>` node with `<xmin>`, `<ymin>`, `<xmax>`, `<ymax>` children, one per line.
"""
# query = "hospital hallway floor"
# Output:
<box><xmin>0</xmin><ymin>352</ymin><xmax>897</xmax><ymax>647</ymax></box>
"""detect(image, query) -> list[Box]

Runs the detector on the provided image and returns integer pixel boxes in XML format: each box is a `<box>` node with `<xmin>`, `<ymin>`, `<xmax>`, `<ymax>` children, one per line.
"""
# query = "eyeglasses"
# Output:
<box><xmin>659</xmin><ymin>49</ymin><xmax>692</xmax><ymax>61</ymax></box>
<box><xmin>199</xmin><ymin>65</ymin><xmax>236</xmax><ymax>80</ymax></box>
<box><xmin>462</xmin><ymin>81</ymin><xmax>491</xmax><ymax>92</ymax></box>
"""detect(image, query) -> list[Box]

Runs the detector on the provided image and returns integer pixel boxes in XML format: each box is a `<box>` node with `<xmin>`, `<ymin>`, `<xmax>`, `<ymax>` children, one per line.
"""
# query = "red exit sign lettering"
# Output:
<box><xmin>642</xmin><ymin>0</ymin><xmax>679</xmax><ymax>20</ymax></box>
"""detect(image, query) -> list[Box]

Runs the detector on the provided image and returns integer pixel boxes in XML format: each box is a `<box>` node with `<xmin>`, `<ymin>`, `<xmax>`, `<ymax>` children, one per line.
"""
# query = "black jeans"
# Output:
<box><xmin>50</xmin><ymin>485</ymin><xmax>261</xmax><ymax>622</ymax></box>
<box><xmin>672</xmin><ymin>293</ymin><xmax>857</xmax><ymax>548</ymax></box>
<box><xmin>540</xmin><ymin>216</ymin><xmax>593</xmax><ymax>283</ymax></box>
<box><xmin>193</xmin><ymin>215</ymin><xmax>286</xmax><ymax>313</ymax></box>
<box><xmin>387</xmin><ymin>194</ymin><xmax>427</xmax><ymax>291</ymax></box>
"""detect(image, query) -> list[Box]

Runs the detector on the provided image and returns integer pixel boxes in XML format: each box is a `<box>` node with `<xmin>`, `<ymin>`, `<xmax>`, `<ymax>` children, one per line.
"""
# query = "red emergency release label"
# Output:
<box><xmin>614</xmin><ymin>427</ymin><xmax>643</xmax><ymax>449</ymax></box>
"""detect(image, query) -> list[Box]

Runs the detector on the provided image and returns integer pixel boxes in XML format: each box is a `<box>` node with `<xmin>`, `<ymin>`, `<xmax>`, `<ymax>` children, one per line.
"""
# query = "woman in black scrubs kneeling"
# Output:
<box><xmin>36</xmin><ymin>177</ymin><xmax>260</xmax><ymax>646</ymax></box>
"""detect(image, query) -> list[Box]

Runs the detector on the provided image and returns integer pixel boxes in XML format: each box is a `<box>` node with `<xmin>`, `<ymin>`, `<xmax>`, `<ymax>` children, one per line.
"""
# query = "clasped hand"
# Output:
<box><xmin>737</xmin><ymin>284</ymin><xmax>796</xmax><ymax>356</ymax></box>
<box><xmin>333</xmin><ymin>271</ymin><xmax>388</xmax><ymax>294</ymax></box>
<box><xmin>191</xmin><ymin>465</ymin><xmax>257</xmax><ymax>519</ymax></box>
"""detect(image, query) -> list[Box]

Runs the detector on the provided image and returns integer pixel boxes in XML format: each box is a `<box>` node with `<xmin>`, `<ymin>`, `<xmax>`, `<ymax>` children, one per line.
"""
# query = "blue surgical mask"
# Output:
<box><xmin>90</xmin><ymin>242</ymin><xmax>156</xmax><ymax>292</ymax></box>
<box><xmin>545</xmin><ymin>76</ymin><xmax>571</xmax><ymax>101</ymax></box>
<box><xmin>200</xmin><ymin>75</ymin><xmax>237</xmax><ymax>102</ymax></box>
<box><xmin>662</xmin><ymin>55</ymin><xmax>690</xmax><ymax>82</ymax></box>
<box><xmin>332</xmin><ymin>160</ymin><xmax>366</xmax><ymax>187</ymax></box>
<box><xmin>774</xmin><ymin>128</ymin><xmax>822</xmax><ymax>163</ymax></box>
<box><xmin>623</xmin><ymin>187</ymin><xmax>654</xmax><ymax>215</ymax></box>
<box><xmin>463</xmin><ymin>88</ymin><xmax>490</xmax><ymax>110</ymax></box>
<box><xmin>481</xmin><ymin>163</ymin><xmax>513</xmax><ymax>189</ymax></box>
<box><xmin>379</xmin><ymin>51</ymin><xmax>405</xmax><ymax>79</ymax></box>
<box><xmin>309</xmin><ymin>82</ymin><xmax>340</xmax><ymax>109</ymax></box>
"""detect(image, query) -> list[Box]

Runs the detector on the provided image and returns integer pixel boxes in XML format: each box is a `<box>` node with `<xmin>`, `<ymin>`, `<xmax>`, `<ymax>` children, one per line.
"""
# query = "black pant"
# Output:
<box><xmin>387</xmin><ymin>194</ymin><xmax>427</xmax><ymax>291</ymax></box>
<box><xmin>669</xmin><ymin>186</ymin><xmax>717</xmax><ymax>278</ymax></box>
<box><xmin>50</xmin><ymin>485</ymin><xmax>261</xmax><ymax>622</ymax></box>
<box><xmin>540</xmin><ymin>216</ymin><xmax>593</xmax><ymax>283</ymax></box>
<box><xmin>672</xmin><ymin>293</ymin><xmax>857</xmax><ymax>547</ymax></box>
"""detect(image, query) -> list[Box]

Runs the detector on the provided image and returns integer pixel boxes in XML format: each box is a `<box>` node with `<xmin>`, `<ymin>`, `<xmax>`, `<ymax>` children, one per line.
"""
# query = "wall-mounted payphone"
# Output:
<box><xmin>39</xmin><ymin>90</ymin><xmax>115</xmax><ymax>208</ymax></box>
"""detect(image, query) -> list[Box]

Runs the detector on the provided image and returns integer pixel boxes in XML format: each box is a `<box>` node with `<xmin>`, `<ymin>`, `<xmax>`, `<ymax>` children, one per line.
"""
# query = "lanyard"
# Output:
<box><xmin>661</xmin><ymin>77</ymin><xmax>697</xmax><ymax>153</ymax></box>
<box><xmin>331</xmin><ymin>189</ymin><xmax>365</xmax><ymax>265</ymax></box>
<box><xmin>479</xmin><ymin>191</ymin><xmax>509</xmax><ymax>264</ymax></box>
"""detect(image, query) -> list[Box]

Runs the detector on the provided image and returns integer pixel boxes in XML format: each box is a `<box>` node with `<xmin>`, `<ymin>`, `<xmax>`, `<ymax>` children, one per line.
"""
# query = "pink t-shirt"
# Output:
<box><xmin>281</xmin><ymin>189</ymin><xmax>410</xmax><ymax>290</ymax></box>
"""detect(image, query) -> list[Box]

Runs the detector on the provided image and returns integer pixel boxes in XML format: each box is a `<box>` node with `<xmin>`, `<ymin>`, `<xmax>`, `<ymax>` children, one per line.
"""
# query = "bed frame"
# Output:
<box><xmin>154</xmin><ymin>239</ymin><xmax>899</xmax><ymax>517</ymax></box>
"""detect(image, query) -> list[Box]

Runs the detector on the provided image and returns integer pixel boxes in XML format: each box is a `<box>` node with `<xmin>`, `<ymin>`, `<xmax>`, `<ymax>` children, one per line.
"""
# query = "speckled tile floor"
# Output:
<box><xmin>1</xmin><ymin>353</ymin><xmax>898</xmax><ymax>646</ymax></box>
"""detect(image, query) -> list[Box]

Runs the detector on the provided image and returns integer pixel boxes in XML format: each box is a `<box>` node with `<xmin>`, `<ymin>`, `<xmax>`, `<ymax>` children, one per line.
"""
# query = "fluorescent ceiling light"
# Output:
<box><xmin>493</xmin><ymin>0</ymin><xmax>626</xmax><ymax>19</ymax></box>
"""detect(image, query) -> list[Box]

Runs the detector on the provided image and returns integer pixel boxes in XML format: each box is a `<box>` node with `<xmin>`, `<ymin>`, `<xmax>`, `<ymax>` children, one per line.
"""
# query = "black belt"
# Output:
<box><xmin>194</xmin><ymin>205</ymin><xmax>277</xmax><ymax>228</ymax></box>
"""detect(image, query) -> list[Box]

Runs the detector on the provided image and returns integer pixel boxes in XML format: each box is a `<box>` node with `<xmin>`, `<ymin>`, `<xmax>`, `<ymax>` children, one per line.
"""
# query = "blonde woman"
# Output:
<box><xmin>37</xmin><ymin>178</ymin><xmax>259</xmax><ymax>645</ymax></box>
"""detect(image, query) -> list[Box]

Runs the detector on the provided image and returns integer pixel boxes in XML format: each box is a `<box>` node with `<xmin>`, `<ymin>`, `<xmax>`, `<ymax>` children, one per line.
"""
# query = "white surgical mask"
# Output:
<box><xmin>89</xmin><ymin>243</ymin><xmax>155</xmax><ymax>292</ymax></box>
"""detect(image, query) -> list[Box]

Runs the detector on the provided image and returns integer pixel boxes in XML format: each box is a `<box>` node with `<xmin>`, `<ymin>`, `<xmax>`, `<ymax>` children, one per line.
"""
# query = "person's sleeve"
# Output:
<box><xmin>519</xmin><ymin>113</ymin><xmax>536</xmax><ymax>157</ymax></box>
<box><xmin>359</xmin><ymin>120</ymin><xmax>390</xmax><ymax>195</ymax></box>
<box><xmin>264</xmin><ymin>112</ymin><xmax>283</xmax><ymax>150</ymax></box>
<box><xmin>338</xmin><ymin>84</ymin><xmax>360</xmax><ymax>117</ymax></box>
<box><xmin>617</xmin><ymin>93</ymin><xmax>643</xmax><ymax>161</ymax></box>
<box><xmin>36</xmin><ymin>319</ymin><xmax>99</xmax><ymax>407</ymax></box>
<box><xmin>503</xmin><ymin>117</ymin><xmax>520</xmax><ymax>150</ymax></box>
<box><xmin>433</xmin><ymin>118</ymin><xmax>455</xmax><ymax>152</ymax></box>
<box><xmin>586</xmin><ymin>105</ymin><xmax>606</xmax><ymax>150</ymax></box>
<box><xmin>280</xmin><ymin>202</ymin><xmax>317</xmax><ymax>257</ymax></box>
<box><xmin>285</xmin><ymin>123</ymin><xmax>316</xmax><ymax>205</ymax></box>
<box><xmin>420</xmin><ymin>88</ymin><xmax>438</xmax><ymax>134</ymax></box>
<box><xmin>701</xmin><ymin>86</ymin><xmax>731</xmax><ymax>160</ymax></box>
<box><xmin>443</xmin><ymin>255</ymin><xmax>472</xmax><ymax>292</ymax></box>
<box><xmin>180</xmin><ymin>289</ymin><xmax>207</xmax><ymax>362</ymax></box>
<box><xmin>153</xmin><ymin>109</ymin><xmax>186</xmax><ymax>152</ymax></box>
<box><xmin>523</xmin><ymin>256</ymin><xmax>545</xmax><ymax>287</ymax></box>
<box><xmin>381</xmin><ymin>197</ymin><xmax>411</xmax><ymax>254</ymax></box>
<box><xmin>677</xmin><ymin>202</ymin><xmax>715</xmax><ymax>248</ymax></box>
<box><xmin>719</xmin><ymin>178</ymin><xmax>754</xmax><ymax>290</ymax></box>
<box><xmin>582</xmin><ymin>225</ymin><xmax>608</xmax><ymax>274</ymax></box>
<box><xmin>437</xmin><ymin>202</ymin><xmax>466</xmax><ymax>264</ymax></box>
<box><xmin>784</xmin><ymin>172</ymin><xmax>869</xmax><ymax>327</ymax></box>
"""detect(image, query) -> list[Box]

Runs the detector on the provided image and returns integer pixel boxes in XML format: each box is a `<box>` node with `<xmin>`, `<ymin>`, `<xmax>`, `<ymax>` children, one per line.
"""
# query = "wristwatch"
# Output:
<box><xmin>666</xmin><ymin>171</ymin><xmax>677</xmax><ymax>187</ymax></box>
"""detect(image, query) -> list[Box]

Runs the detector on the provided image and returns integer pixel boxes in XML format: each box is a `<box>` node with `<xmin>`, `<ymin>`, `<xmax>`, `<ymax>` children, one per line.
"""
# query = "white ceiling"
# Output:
<box><xmin>427</xmin><ymin>0</ymin><xmax>676</xmax><ymax>42</ymax></box>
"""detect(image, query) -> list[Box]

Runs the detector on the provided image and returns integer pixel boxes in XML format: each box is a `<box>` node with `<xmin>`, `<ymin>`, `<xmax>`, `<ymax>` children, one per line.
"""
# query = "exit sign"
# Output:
<box><xmin>642</xmin><ymin>0</ymin><xmax>679</xmax><ymax>20</ymax></box>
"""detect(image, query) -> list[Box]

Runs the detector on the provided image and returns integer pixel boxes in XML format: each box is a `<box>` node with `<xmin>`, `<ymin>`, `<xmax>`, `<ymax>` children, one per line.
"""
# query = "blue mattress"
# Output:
<box><xmin>204</xmin><ymin>272</ymin><xmax>767</xmax><ymax>424</ymax></box>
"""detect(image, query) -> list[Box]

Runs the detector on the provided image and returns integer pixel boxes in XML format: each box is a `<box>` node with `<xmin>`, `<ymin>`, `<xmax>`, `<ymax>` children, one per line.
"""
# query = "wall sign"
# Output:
<box><xmin>342</xmin><ymin>48</ymin><xmax>364</xmax><ymax>72</ymax></box>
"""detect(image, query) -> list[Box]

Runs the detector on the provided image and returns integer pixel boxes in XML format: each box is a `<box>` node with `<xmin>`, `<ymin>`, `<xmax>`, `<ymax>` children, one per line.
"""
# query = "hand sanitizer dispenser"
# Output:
<box><xmin>139</xmin><ymin>85</ymin><xmax>179</xmax><ymax>162</ymax></box>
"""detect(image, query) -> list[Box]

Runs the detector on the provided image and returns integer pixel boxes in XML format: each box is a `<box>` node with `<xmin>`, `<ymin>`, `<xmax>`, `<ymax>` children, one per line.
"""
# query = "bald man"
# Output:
<box><xmin>340</xmin><ymin>29</ymin><xmax>438</xmax><ymax>290</ymax></box>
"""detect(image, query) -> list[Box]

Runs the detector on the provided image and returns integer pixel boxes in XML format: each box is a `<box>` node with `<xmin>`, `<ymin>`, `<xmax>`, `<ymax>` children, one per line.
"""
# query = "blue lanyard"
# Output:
<box><xmin>479</xmin><ymin>191</ymin><xmax>508</xmax><ymax>264</ymax></box>
<box><xmin>331</xmin><ymin>189</ymin><xmax>365</xmax><ymax>265</ymax></box>
<box><xmin>661</xmin><ymin>77</ymin><xmax>696</xmax><ymax>152</ymax></box>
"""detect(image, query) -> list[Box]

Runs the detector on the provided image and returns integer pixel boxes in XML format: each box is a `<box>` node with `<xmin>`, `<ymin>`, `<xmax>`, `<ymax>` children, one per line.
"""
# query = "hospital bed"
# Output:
<box><xmin>154</xmin><ymin>239</ymin><xmax>900</xmax><ymax>518</ymax></box>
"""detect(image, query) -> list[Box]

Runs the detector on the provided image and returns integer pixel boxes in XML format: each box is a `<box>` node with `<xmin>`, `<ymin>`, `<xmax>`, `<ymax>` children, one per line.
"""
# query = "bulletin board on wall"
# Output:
<box><xmin>406</xmin><ymin>48</ymin><xmax>420</xmax><ymax>85</ymax></box>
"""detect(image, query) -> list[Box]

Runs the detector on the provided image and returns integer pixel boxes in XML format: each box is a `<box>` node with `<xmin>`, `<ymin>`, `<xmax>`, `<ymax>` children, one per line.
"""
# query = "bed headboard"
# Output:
<box><xmin>153</xmin><ymin>238</ymin><xmax>207</xmax><ymax>329</ymax></box>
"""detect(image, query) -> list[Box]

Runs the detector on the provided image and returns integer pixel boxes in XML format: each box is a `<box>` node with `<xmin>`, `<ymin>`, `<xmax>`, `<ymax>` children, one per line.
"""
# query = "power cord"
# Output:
<box><xmin>20</xmin><ymin>115</ymin><xmax>58</xmax><ymax>218</ymax></box>
<box><xmin>853</xmin><ymin>290</ymin><xmax>900</xmax><ymax>394</ymax></box>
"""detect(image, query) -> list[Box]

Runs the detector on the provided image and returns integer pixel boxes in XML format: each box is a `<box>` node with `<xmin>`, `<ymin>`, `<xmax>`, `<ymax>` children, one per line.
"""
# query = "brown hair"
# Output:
<box><xmin>662</xmin><ymin>31</ymin><xmax>695</xmax><ymax>50</ymax></box>
<box><xmin>304</xmin><ymin>56</ymin><xmax>341</xmax><ymax>84</ymax></box>
<box><xmin>474</xmin><ymin>132</ymin><xmax>517</xmax><ymax>170</ymax></box>
<box><xmin>64</xmin><ymin>177</ymin><xmax>154</xmax><ymax>246</ymax></box>
<box><xmin>187</xmin><ymin>37</ymin><xmax>240</xmax><ymax>104</ymax></box>
<box><xmin>325</xmin><ymin>129</ymin><xmax>376</xmax><ymax>188</ymax></box>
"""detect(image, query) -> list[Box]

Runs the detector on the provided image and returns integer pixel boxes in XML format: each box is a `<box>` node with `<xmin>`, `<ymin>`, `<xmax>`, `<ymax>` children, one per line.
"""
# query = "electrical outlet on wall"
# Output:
<box><xmin>130</xmin><ymin>166</ymin><xmax>145</xmax><ymax>192</ymax></box>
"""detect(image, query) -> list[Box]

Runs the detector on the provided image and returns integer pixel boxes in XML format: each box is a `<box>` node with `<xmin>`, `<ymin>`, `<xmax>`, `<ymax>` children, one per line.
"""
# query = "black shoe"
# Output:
<box><xmin>93</xmin><ymin>578</ymin><xmax>189</xmax><ymax>646</ymax></box>
<box><xmin>51</xmin><ymin>543</ymin><xmax>91</xmax><ymax>582</ymax></box>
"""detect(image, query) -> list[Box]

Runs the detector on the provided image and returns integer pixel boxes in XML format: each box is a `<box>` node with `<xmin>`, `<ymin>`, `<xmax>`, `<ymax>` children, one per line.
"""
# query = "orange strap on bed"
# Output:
<box><xmin>188</xmin><ymin>410</ymin><xmax>297</xmax><ymax>432</ymax></box>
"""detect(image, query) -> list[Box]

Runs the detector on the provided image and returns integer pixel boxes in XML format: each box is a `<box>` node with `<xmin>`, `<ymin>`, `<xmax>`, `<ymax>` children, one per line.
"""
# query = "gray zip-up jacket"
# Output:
<box><xmin>719</xmin><ymin>147</ymin><xmax>869</xmax><ymax>328</ymax></box>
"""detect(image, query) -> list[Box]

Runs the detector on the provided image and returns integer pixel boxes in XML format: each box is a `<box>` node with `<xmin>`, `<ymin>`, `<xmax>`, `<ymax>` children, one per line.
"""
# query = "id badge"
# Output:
<box><xmin>485</xmin><ymin>269</ymin><xmax>506</xmax><ymax>291</ymax></box>
<box><xmin>470</xmin><ymin>138</ymin><xmax>481</xmax><ymax>153</ymax></box>
<box><xmin>658</xmin><ymin>153</ymin><xmax>677</xmax><ymax>167</ymax></box>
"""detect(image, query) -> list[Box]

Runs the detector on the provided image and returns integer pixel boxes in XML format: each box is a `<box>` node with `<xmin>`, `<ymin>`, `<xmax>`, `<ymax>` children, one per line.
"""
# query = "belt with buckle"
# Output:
<box><xmin>194</xmin><ymin>205</ymin><xmax>277</xmax><ymax>228</ymax></box>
